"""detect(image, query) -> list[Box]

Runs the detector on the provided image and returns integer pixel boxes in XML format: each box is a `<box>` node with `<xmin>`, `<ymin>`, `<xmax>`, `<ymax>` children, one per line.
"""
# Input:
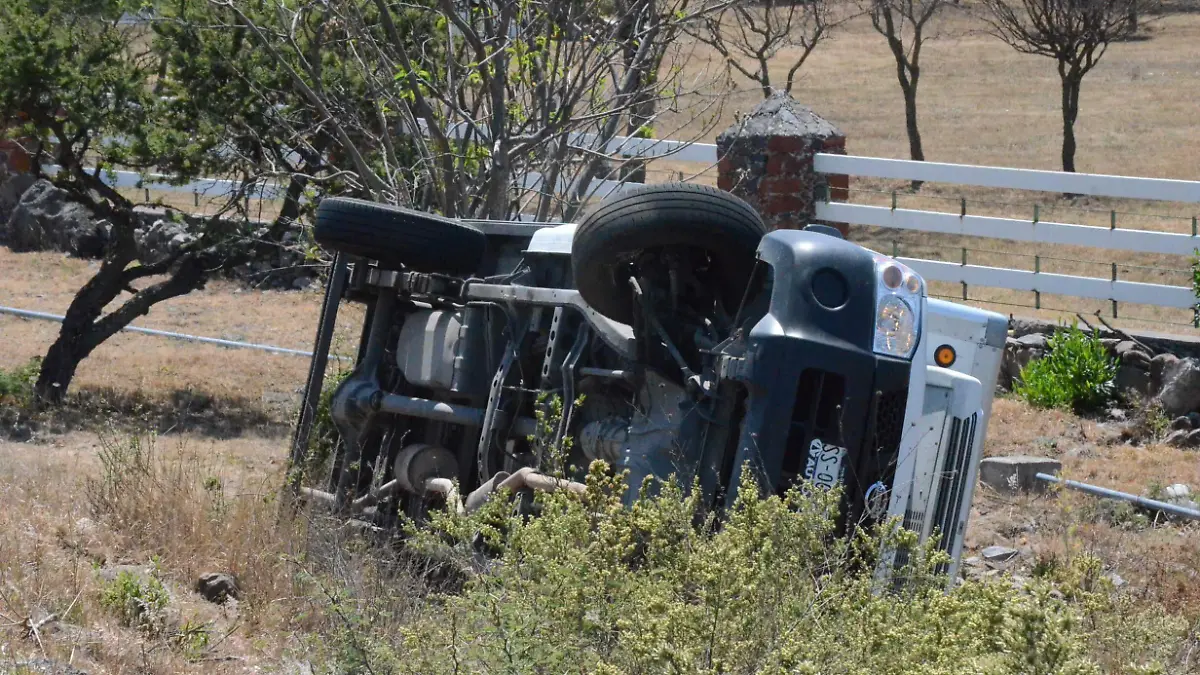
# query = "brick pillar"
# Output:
<box><xmin>716</xmin><ymin>92</ymin><xmax>849</xmax><ymax>236</ymax></box>
<box><xmin>0</xmin><ymin>139</ymin><xmax>31</xmax><ymax>175</ymax></box>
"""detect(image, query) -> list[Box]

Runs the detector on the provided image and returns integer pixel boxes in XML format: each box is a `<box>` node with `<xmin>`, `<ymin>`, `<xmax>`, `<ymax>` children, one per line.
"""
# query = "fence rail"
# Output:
<box><xmin>814</xmin><ymin>154</ymin><xmax>1200</xmax><ymax>322</ymax></box>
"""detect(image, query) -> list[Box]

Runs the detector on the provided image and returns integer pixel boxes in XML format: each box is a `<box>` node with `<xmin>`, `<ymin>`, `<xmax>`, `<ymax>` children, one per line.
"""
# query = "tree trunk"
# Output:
<box><xmin>901</xmin><ymin>79</ymin><xmax>925</xmax><ymax>190</ymax></box>
<box><xmin>34</xmin><ymin>258</ymin><xmax>130</xmax><ymax>404</ymax></box>
<box><xmin>1060</xmin><ymin>72</ymin><xmax>1081</xmax><ymax>174</ymax></box>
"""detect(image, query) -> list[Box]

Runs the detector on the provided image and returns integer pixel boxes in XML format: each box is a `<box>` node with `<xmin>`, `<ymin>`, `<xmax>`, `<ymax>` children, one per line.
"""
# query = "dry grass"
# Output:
<box><xmin>968</xmin><ymin>396</ymin><xmax>1200</xmax><ymax>612</ymax></box>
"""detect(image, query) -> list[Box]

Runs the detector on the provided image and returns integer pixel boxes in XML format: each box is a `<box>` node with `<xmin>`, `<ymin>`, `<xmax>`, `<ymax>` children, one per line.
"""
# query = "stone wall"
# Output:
<box><xmin>0</xmin><ymin>175</ymin><xmax>321</xmax><ymax>291</ymax></box>
<box><xmin>1001</xmin><ymin>317</ymin><xmax>1200</xmax><ymax>448</ymax></box>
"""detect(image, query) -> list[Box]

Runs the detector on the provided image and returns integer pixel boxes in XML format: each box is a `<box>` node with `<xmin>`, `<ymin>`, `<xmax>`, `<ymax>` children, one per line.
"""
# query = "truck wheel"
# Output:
<box><xmin>314</xmin><ymin>197</ymin><xmax>487</xmax><ymax>274</ymax></box>
<box><xmin>571</xmin><ymin>184</ymin><xmax>767</xmax><ymax>324</ymax></box>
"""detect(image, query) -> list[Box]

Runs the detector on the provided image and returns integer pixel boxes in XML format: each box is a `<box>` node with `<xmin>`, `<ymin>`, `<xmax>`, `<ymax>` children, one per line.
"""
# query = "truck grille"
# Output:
<box><xmin>779</xmin><ymin>368</ymin><xmax>845</xmax><ymax>493</ymax></box>
<box><xmin>873</xmin><ymin>390</ymin><xmax>907</xmax><ymax>454</ymax></box>
<box><xmin>932</xmin><ymin>414</ymin><xmax>978</xmax><ymax>563</ymax></box>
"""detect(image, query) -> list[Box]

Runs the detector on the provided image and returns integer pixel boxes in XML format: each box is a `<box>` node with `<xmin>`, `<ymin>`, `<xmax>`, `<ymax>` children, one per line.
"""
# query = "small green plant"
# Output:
<box><xmin>295</xmin><ymin>367</ymin><xmax>353</xmax><ymax>486</ymax></box>
<box><xmin>172</xmin><ymin>619</ymin><xmax>212</xmax><ymax>660</ymax></box>
<box><xmin>0</xmin><ymin>357</ymin><xmax>41</xmax><ymax>406</ymax></box>
<box><xmin>1016</xmin><ymin>323</ymin><xmax>1117</xmax><ymax>413</ymax></box>
<box><xmin>527</xmin><ymin>392</ymin><xmax>585</xmax><ymax>477</ymax></box>
<box><xmin>99</xmin><ymin>569</ymin><xmax>169</xmax><ymax>634</ymax></box>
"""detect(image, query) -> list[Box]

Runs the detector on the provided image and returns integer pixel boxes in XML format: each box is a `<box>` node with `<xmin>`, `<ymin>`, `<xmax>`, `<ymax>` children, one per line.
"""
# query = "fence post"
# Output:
<box><xmin>1034</xmin><ymin>255</ymin><xmax>1041</xmax><ymax>310</ymax></box>
<box><xmin>1111</xmin><ymin>263</ymin><xmax>1118</xmax><ymax>319</ymax></box>
<box><xmin>716</xmin><ymin>92</ymin><xmax>848</xmax><ymax>236</ymax></box>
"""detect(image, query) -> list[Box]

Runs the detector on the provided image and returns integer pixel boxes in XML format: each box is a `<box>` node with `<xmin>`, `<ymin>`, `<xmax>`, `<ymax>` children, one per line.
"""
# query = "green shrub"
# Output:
<box><xmin>99</xmin><ymin>569</ymin><xmax>169</xmax><ymax>634</ymax></box>
<box><xmin>294</xmin><ymin>367</ymin><xmax>352</xmax><ymax>486</ymax></box>
<box><xmin>300</xmin><ymin>465</ymin><xmax>1136</xmax><ymax>675</ymax></box>
<box><xmin>1016</xmin><ymin>324</ymin><xmax>1117</xmax><ymax>413</ymax></box>
<box><xmin>0</xmin><ymin>357</ymin><xmax>41</xmax><ymax>407</ymax></box>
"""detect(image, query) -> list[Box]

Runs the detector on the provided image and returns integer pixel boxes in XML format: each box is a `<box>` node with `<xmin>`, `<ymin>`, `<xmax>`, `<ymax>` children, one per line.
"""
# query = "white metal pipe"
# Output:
<box><xmin>0</xmin><ymin>304</ymin><xmax>353</xmax><ymax>359</ymax></box>
<box><xmin>1036</xmin><ymin>473</ymin><xmax>1200</xmax><ymax>521</ymax></box>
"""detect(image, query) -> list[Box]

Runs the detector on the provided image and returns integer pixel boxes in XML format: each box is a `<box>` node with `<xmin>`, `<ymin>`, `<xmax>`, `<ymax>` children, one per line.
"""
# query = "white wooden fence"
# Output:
<box><xmin>49</xmin><ymin>133</ymin><xmax>1200</xmax><ymax>320</ymax></box>
<box><xmin>810</xmin><ymin>154</ymin><xmax>1200</xmax><ymax>316</ymax></box>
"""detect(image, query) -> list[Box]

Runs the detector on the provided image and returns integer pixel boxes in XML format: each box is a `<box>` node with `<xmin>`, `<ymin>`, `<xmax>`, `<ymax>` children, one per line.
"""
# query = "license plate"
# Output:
<box><xmin>804</xmin><ymin>439</ymin><xmax>847</xmax><ymax>490</ymax></box>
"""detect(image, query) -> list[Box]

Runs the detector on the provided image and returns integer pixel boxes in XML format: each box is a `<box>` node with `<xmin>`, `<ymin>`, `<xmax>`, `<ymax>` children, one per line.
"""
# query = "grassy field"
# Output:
<box><xmin>2</xmin><ymin>7</ymin><xmax>1200</xmax><ymax>672</ymax></box>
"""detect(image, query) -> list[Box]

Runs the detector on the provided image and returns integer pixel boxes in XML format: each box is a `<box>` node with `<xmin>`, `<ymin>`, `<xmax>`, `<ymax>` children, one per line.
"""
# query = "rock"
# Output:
<box><xmin>978</xmin><ymin>456</ymin><xmax>1062</xmax><ymax>494</ymax></box>
<box><xmin>1100</xmin><ymin>337</ymin><xmax>1122</xmax><ymax>351</ymax></box>
<box><xmin>195</xmin><ymin>572</ymin><xmax>239</xmax><ymax>603</ymax></box>
<box><xmin>1188</xmin><ymin>412</ymin><xmax>1200</xmax><ymax>428</ymax></box>
<box><xmin>1106</xmin><ymin>572</ymin><xmax>1126</xmax><ymax>588</ymax></box>
<box><xmin>5</xmin><ymin>180</ymin><xmax>109</xmax><ymax>257</ymax></box>
<box><xmin>292</xmin><ymin>276</ymin><xmax>313</xmax><ymax>290</ymax></box>
<box><xmin>1</xmin><ymin>659</ymin><xmax>89</xmax><ymax>674</ymax></box>
<box><xmin>1170</xmin><ymin>416</ymin><xmax>1193</xmax><ymax>432</ymax></box>
<box><xmin>1114</xmin><ymin>363</ymin><xmax>1151</xmax><ymax>397</ymax></box>
<box><xmin>1187</xmin><ymin>429</ymin><xmax>1200</xmax><ymax>448</ymax></box>
<box><xmin>1016</xmin><ymin>333</ymin><xmax>1049</xmax><ymax>349</ymax></box>
<box><xmin>1009</xmin><ymin>317</ymin><xmax>1055</xmax><ymax>338</ymax></box>
<box><xmin>0</xmin><ymin>171</ymin><xmax>36</xmax><ymax>226</ymax></box>
<box><xmin>1107</xmin><ymin>408</ymin><xmax>1127</xmax><ymax>422</ymax></box>
<box><xmin>981</xmin><ymin>545</ymin><xmax>1020</xmax><ymax>563</ymax></box>
<box><xmin>1001</xmin><ymin>336</ymin><xmax>1048</xmax><ymax>389</ymax></box>
<box><xmin>1115</xmin><ymin>340</ymin><xmax>1152</xmax><ymax>367</ymax></box>
<box><xmin>1150</xmin><ymin>353</ymin><xmax>1181</xmax><ymax>396</ymax></box>
<box><xmin>1154</xmin><ymin>357</ymin><xmax>1200</xmax><ymax>417</ymax></box>
<box><xmin>1164</xmin><ymin>429</ymin><xmax>1192</xmax><ymax>448</ymax></box>
<box><xmin>1165</xmin><ymin>484</ymin><xmax>1191</xmax><ymax>501</ymax></box>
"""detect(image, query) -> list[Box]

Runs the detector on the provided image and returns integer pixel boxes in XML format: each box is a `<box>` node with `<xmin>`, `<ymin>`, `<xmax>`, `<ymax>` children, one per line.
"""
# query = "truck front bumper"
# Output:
<box><xmin>725</xmin><ymin>334</ymin><xmax>912</xmax><ymax>530</ymax></box>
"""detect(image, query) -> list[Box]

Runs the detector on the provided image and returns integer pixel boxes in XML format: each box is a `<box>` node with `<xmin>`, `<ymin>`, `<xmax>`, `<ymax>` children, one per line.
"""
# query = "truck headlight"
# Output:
<box><xmin>873</xmin><ymin>258</ymin><xmax>924</xmax><ymax>359</ymax></box>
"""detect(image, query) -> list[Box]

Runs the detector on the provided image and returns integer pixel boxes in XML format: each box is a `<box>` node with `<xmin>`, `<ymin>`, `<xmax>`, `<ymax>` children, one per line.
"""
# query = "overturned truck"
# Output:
<box><xmin>290</xmin><ymin>184</ymin><xmax>1005</xmax><ymax>583</ymax></box>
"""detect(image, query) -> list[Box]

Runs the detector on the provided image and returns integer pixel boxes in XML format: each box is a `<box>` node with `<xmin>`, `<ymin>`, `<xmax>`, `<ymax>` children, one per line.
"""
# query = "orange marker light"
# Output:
<box><xmin>934</xmin><ymin>344</ymin><xmax>956</xmax><ymax>368</ymax></box>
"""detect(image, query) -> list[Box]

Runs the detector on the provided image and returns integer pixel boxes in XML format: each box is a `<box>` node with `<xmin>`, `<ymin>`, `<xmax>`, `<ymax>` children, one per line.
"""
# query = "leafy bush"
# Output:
<box><xmin>0</xmin><ymin>357</ymin><xmax>41</xmax><ymax>407</ymax></box>
<box><xmin>1016</xmin><ymin>324</ymin><xmax>1117</xmax><ymax>413</ymax></box>
<box><xmin>99</xmin><ymin>569</ymin><xmax>170</xmax><ymax>634</ymax></box>
<box><xmin>300</xmin><ymin>465</ymin><xmax>1128</xmax><ymax>675</ymax></box>
<box><xmin>295</xmin><ymin>367</ymin><xmax>353</xmax><ymax>486</ymax></box>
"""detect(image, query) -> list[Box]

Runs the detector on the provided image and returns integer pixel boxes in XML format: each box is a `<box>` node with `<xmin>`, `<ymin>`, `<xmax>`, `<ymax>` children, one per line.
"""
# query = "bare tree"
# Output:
<box><xmin>864</xmin><ymin>0</ymin><xmax>946</xmax><ymax>185</ymax></box>
<box><xmin>983</xmin><ymin>0</ymin><xmax>1154</xmax><ymax>173</ymax></box>
<box><xmin>691</xmin><ymin>0</ymin><xmax>847</xmax><ymax>98</ymax></box>
<box><xmin>206</xmin><ymin>0</ymin><xmax>732</xmax><ymax>222</ymax></box>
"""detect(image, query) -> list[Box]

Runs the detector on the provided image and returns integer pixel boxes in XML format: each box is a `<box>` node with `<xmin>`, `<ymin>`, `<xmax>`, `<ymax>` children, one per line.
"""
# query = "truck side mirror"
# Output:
<box><xmin>803</xmin><ymin>224</ymin><xmax>844</xmax><ymax>240</ymax></box>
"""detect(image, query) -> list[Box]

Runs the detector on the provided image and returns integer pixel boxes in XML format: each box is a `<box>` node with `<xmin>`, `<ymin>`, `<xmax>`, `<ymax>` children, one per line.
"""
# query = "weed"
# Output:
<box><xmin>99</xmin><ymin>569</ymin><xmax>169</xmax><ymax>634</ymax></box>
<box><xmin>0</xmin><ymin>357</ymin><xmax>41</xmax><ymax>407</ymax></box>
<box><xmin>1016</xmin><ymin>323</ymin><xmax>1117</xmax><ymax>413</ymax></box>
<box><xmin>297</xmin><ymin>367</ymin><xmax>353</xmax><ymax>486</ymax></box>
<box><xmin>171</xmin><ymin>618</ymin><xmax>213</xmax><ymax>660</ymax></box>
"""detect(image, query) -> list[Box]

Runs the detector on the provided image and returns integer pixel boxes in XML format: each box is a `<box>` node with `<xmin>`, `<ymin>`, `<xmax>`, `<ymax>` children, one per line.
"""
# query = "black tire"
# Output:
<box><xmin>314</xmin><ymin>197</ymin><xmax>487</xmax><ymax>274</ymax></box>
<box><xmin>571</xmin><ymin>183</ymin><xmax>768</xmax><ymax>324</ymax></box>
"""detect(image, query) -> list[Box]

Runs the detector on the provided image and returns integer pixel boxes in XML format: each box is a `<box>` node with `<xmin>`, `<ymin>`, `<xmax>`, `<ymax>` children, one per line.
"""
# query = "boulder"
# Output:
<box><xmin>135</xmin><ymin>217</ymin><xmax>197</xmax><ymax>262</ymax></box>
<box><xmin>981</xmin><ymin>545</ymin><xmax>1020</xmax><ymax>564</ymax></box>
<box><xmin>1164</xmin><ymin>429</ymin><xmax>1191</xmax><ymax>448</ymax></box>
<box><xmin>1150</xmin><ymin>353</ymin><xmax>1181</xmax><ymax>395</ymax></box>
<box><xmin>5</xmin><ymin>180</ymin><xmax>109</xmax><ymax>257</ymax></box>
<box><xmin>195</xmin><ymin>572</ymin><xmax>239</xmax><ymax>603</ymax></box>
<box><xmin>1001</xmin><ymin>335</ymin><xmax>1049</xmax><ymax>389</ymax></box>
<box><xmin>1016</xmin><ymin>333</ymin><xmax>1049</xmax><ymax>349</ymax></box>
<box><xmin>1169</xmin><ymin>416</ymin><xmax>1193</xmax><ymax>432</ymax></box>
<box><xmin>1153</xmin><ymin>357</ymin><xmax>1200</xmax><ymax>418</ymax></box>
<box><xmin>1114</xmin><ymin>363</ymin><xmax>1151</xmax><ymax>397</ymax></box>
<box><xmin>0</xmin><ymin>171</ymin><xmax>36</xmax><ymax>227</ymax></box>
<box><xmin>1188</xmin><ymin>429</ymin><xmax>1200</xmax><ymax>449</ymax></box>
<box><xmin>1115</xmin><ymin>341</ymin><xmax>1152</xmax><ymax>368</ymax></box>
